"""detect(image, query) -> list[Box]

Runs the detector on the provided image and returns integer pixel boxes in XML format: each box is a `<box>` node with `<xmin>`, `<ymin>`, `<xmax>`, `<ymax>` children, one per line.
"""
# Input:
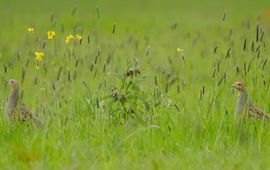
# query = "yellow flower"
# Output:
<box><xmin>27</xmin><ymin>27</ymin><xmax>35</xmax><ymax>33</ymax></box>
<box><xmin>47</xmin><ymin>31</ymin><xmax>56</xmax><ymax>39</ymax></box>
<box><xmin>65</xmin><ymin>34</ymin><xmax>74</xmax><ymax>44</ymax></box>
<box><xmin>177</xmin><ymin>48</ymin><xmax>184</xmax><ymax>53</ymax></box>
<box><xmin>76</xmin><ymin>34</ymin><xmax>82</xmax><ymax>41</ymax></box>
<box><xmin>34</xmin><ymin>51</ymin><xmax>44</xmax><ymax>62</ymax></box>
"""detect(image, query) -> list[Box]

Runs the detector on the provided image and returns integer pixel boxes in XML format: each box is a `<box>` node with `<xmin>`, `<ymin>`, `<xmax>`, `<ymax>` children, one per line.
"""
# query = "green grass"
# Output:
<box><xmin>1</xmin><ymin>0</ymin><xmax>270</xmax><ymax>169</ymax></box>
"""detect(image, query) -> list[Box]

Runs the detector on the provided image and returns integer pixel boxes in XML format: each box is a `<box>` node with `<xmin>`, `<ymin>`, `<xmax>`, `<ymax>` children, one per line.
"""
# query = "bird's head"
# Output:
<box><xmin>6</xmin><ymin>79</ymin><xmax>19</xmax><ymax>91</ymax></box>
<box><xmin>232</xmin><ymin>81</ymin><xmax>245</xmax><ymax>92</ymax></box>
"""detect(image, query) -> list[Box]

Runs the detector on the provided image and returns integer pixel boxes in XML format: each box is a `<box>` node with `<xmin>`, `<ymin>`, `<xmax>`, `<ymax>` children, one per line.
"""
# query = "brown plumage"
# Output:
<box><xmin>6</xmin><ymin>79</ymin><xmax>39</xmax><ymax>123</ymax></box>
<box><xmin>232</xmin><ymin>81</ymin><xmax>269</xmax><ymax>120</ymax></box>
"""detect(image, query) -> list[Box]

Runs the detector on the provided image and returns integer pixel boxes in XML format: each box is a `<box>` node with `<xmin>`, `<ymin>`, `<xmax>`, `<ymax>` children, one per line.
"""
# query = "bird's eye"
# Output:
<box><xmin>10</xmin><ymin>81</ymin><xmax>14</xmax><ymax>83</ymax></box>
<box><xmin>238</xmin><ymin>83</ymin><xmax>241</xmax><ymax>86</ymax></box>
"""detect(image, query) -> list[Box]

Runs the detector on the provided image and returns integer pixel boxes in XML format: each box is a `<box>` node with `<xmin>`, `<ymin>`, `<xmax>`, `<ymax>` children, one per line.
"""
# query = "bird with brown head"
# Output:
<box><xmin>5</xmin><ymin>79</ymin><xmax>39</xmax><ymax>123</ymax></box>
<box><xmin>232</xmin><ymin>81</ymin><xmax>269</xmax><ymax>120</ymax></box>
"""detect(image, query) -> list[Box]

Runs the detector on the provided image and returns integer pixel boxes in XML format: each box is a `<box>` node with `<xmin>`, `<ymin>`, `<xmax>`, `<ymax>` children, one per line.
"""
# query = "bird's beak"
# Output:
<box><xmin>5</xmin><ymin>80</ymin><xmax>11</xmax><ymax>87</ymax></box>
<box><xmin>231</xmin><ymin>83</ymin><xmax>238</xmax><ymax>92</ymax></box>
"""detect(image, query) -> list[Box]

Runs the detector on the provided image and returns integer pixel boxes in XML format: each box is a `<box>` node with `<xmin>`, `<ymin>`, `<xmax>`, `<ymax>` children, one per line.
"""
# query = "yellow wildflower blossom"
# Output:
<box><xmin>27</xmin><ymin>27</ymin><xmax>35</xmax><ymax>33</ymax></box>
<box><xmin>65</xmin><ymin>34</ymin><xmax>74</xmax><ymax>44</ymax></box>
<box><xmin>47</xmin><ymin>31</ymin><xmax>56</xmax><ymax>39</ymax></box>
<box><xmin>176</xmin><ymin>48</ymin><xmax>184</xmax><ymax>53</ymax></box>
<box><xmin>76</xmin><ymin>34</ymin><xmax>82</xmax><ymax>41</ymax></box>
<box><xmin>34</xmin><ymin>51</ymin><xmax>44</xmax><ymax>62</ymax></box>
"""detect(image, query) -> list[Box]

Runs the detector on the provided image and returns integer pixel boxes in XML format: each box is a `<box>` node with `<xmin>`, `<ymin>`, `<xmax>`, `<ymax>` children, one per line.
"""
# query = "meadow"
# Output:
<box><xmin>1</xmin><ymin>0</ymin><xmax>270</xmax><ymax>169</ymax></box>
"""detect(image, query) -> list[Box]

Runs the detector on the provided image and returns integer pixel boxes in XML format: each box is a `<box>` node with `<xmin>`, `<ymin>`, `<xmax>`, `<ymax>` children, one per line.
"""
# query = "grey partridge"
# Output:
<box><xmin>6</xmin><ymin>79</ymin><xmax>37</xmax><ymax>122</ymax></box>
<box><xmin>232</xmin><ymin>81</ymin><xmax>269</xmax><ymax>120</ymax></box>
